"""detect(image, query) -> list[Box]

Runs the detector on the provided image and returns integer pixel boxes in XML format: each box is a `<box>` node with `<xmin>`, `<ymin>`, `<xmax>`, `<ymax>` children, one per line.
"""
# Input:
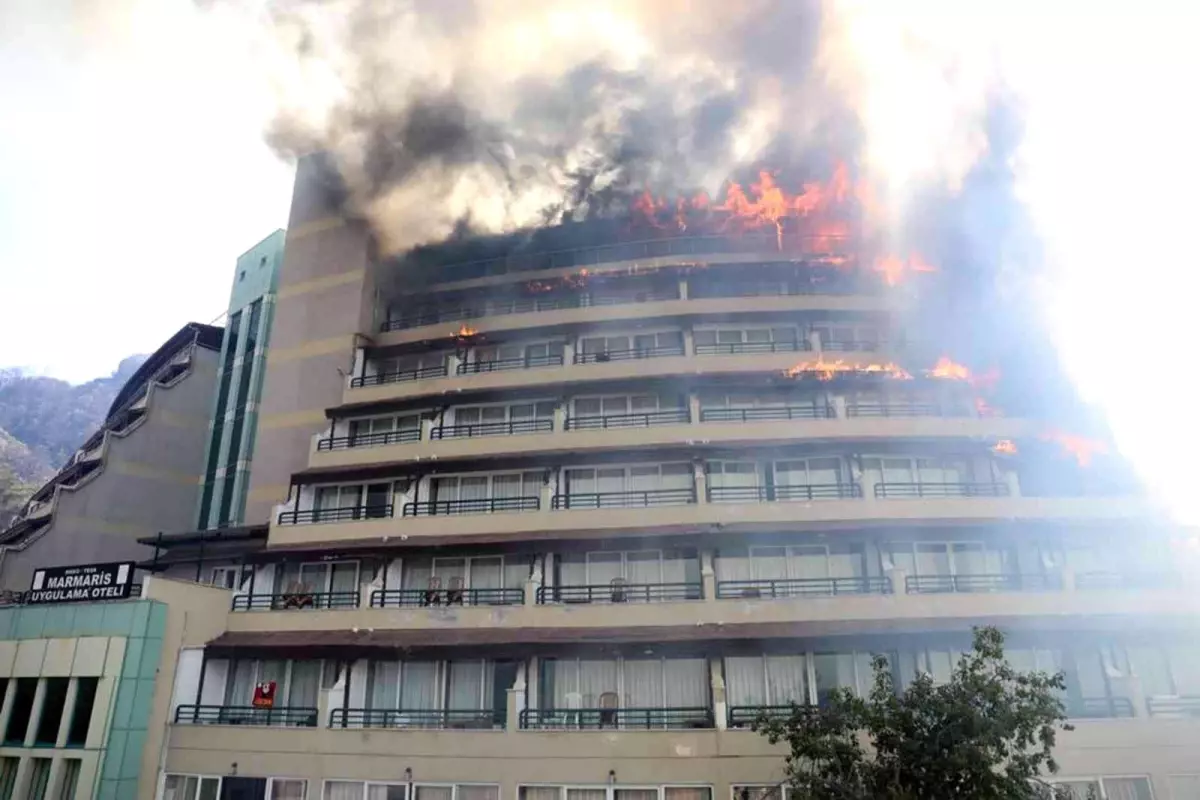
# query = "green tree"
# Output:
<box><xmin>754</xmin><ymin>627</ymin><xmax>1076</xmax><ymax>800</ymax></box>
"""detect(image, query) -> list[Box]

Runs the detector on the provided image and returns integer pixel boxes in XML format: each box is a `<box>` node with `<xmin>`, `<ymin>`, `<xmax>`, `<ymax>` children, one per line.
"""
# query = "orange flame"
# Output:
<box><xmin>873</xmin><ymin>253</ymin><xmax>939</xmax><ymax>286</ymax></box>
<box><xmin>784</xmin><ymin>356</ymin><xmax>912</xmax><ymax>381</ymax></box>
<box><xmin>1041</xmin><ymin>430</ymin><xmax>1110</xmax><ymax>467</ymax></box>
<box><xmin>455</xmin><ymin>324</ymin><xmax>478</xmax><ymax>338</ymax></box>
<box><xmin>991</xmin><ymin>439</ymin><xmax>1018</xmax><ymax>456</ymax></box>
<box><xmin>927</xmin><ymin>356</ymin><xmax>972</xmax><ymax>381</ymax></box>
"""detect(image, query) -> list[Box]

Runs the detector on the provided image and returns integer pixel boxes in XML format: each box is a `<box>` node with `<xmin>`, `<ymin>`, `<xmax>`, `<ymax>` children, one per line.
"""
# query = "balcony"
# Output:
<box><xmin>277</xmin><ymin>505</ymin><xmax>394</xmax><ymax>525</ymax></box>
<box><xmin>699</xmin><ymin>405</ymin><xmax>834</xmax><ymax>422</ymax></box>
<box><xmin>329</xmin><ymin>708</ymin><xmax>501</xmax><ymax>730</ymax></box>
<box><xmin>846</xmin><ymin>401</ymin><xmax>947</xmax><ymax>418</ymax></box>
<box><xmin>231</xmin><ymin>591</ymin><xmax>361</xmax><ymax>611</ymax></box>
<box><xmin>369</xmin><ymin>587</ymin><xmax>524</xmax><ymax>608</ymax></box>
<box><xmin>537</xmin><ymin>582</ymin><xmax>703</xmax><ymax>604</ymax></box>
<box><xmin>565</xmin><ymin>410</ymin><xmax>690</xmax><ymax>431</ymax></box>
<box><xmin>551</xmin><ymin>488</ymin><xmax>697</xmax><ymax>509</ymax></box>
<box><xmin>457</xmin><ymin>353</ymin><xmax>565</xmax><ymax>374</ymax></box>
<box><xmin>1145</xmin><ymin>696</ymin><xmax>1200</xmax><ymax>718</ymax></box>
<box><xmin>1071</xmin><ymin>697</ymin><xmax>1136</xmax><ymax>719</ymax></box>
<box><xmin>351</xmin><ymin>364</ymin><xmax>450</xmax><ymax>388</ymax></box>
<box><xmin>904</xmin><ymin>573</ymin><xmax>1063</xmax><ymax>594</ymax></box>
<box><xmin>821</xmin><ymin>339</ymin><xmax>886</xmax><ymax>352</ymax></box>
<box><xmin>726</xmin><ymin>705</ymin><xmax>807</xmax><ymax>729</ymax></box>
<box><xmin>174</xmin><ymin>705</ymin><xmax>318</xmax><ymax>727</ymax></box>
<box><xmin>1075</xmin><ymin>571</ymin><xmax>1184</xmax><ymax>591</ymax></box>
<box><xmin>573</xmin><ymin>344</ymin><xmax>685</xmax><ymax>364</ymax></box>
<box><xmin>430</xmin><ymin>419</ymin><xmax>554</xmax><ymax>439</ymax></box>
<box><xmin>403</xmin><ymin>496</ymin><xmax>541</xmax><ymax>516</ymax></box>
<box><xmin>706</xmin><ymin>484</ymin><xmax>862</xmax><ymax>503</ymax></box>
<box><xmin>873</xmin><ymin>482</ymin><xmax>1010</xmax><ymax>499</ymax></box>
<box><xmin>716</xmin><ymin>576</ymin><xmax>891</xmax><ymax>600</ymax></box>
<box><xmin>694</xmin><ymin>340</ymin><xmax>811</xmax><ymax>356</ymax></box>
<box><xmin>519</xmin><ymin>706</ymin><xmax>714</xmax><ymax>730</ymax></box>
<box><xmin>317</xmin><ymin>429</ymin><xmax>422</xmax><ymax>451</ymax></box>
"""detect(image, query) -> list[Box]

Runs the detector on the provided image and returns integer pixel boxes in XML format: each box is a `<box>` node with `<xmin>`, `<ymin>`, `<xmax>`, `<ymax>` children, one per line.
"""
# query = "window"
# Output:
<box><xmin>1056</xmin><ymin>778</ymin><xmax>1154</xmax><ymax>800</ymax></box>
<box><xmin>774</xmin><ymin>458</ymin><xmax>844</xmax><ymax>488</ymax></box>
<box><xmin>715</xmin><ymin>545</ymin><xmax>866</xmax><ymax>582</ymax></box>
<box><xmin>414</xmin><ymin>786</ymin><xmax>498</xmax><ymax>800</ymax></box>
<box><xmin>694</xmin><ymin>326</ymin><xmax>800</xmax><ymax>351</ymax></box>
<box><xmin>725</xmin><ymin>654</ymin><xmax>809</xmax><ymax>708</ymax></box>
<box><xmin>269</xmin><ymin>779</ymin><xmax>308</xmax><ymax>800</ymax></box>
<box><xmin>312</xmin><ymin>482</ymin><xmax>395</xmax><ymax>518</ymax></box>
<box><xmin>522</xmin><ymin>786</ymin><xmax>708</xmax><ymax>800</ymax></box>
<box><xmin>277</xmin><ymin>561</ymin><xmax>359</xmax><ymax>596</ymax></box>
<box><xmin>432</xmin><ymin>471</ymin><xmax>543</xmax><ymax>503</ymax></box>
<box><xmin>0</xmin><ymin>758</ymin><xmax>16</xmax><ymax>800</ymax></box>
<box><xmin>564</xmin><ymin>464</ymin><xmax>692</xmax><ymax>496</ymax></box>
<box><xmin>27</xmin><ymin>759</ymin><xmax>51</xmax><ymax>800</ymax></box>
<box><xmin>813</xmin><ymin>652</ymin><xmax>879</xmax><ymax>703</ymax></box>
<box><xmin>366</xmin><ymin>659</ymin><xmax>499</xmax><ymax>715</ymax></box>
<box><xmin>572</xmin><ymin>394</ymin><xmax>682</xmax><ymax>419</ymax></box>
<box><xmin>451</xmin><ymin>401</ymin><xmax>555</xmax><ymax>432</ymax></box>
<box><xmin>403</xmin><ymin>555</ymin><xmax>524</xmax><ymax>591</ymax></box>
<box><xmin>223</xmin><ymin>660</ymin><xmax>323</xmax><ymax>709</ymax></box>
<box><xmin>210</xmin><ymin>566</ymin><xmax>251</xmax><ymax>591</ymax></box>
<box><xmin>379</xmin><ymin>352</ymin><xmax>447</xmax><ymax>377</ymax></box>
<box><xmin>471</xmin><ymin>340</ymin><xmax>561</xmax><ymax>366</ymax></box>
<box><xmin>163</xmin><ymin>775</ymin><xmax>221</xmax><ymax>800</ymax></box>
<box><xmin>579</xmin><ymin>331</ymin><xmax>683</xmax><ymax>358</ymax></box>
<box><xmin>539</xmin><ymin>657</ymin><xmax>708</xmax><ymax>710</ymax></box>
<box><xmin>34</xmin><ymin>678</ymin><xmax>69</xmax><ymax>745</ymax></box>
<box><xmin>66</xmin><ymin>677</ymin><xmax>98</xmax><ymax>746</ymax></box>
<box><xmin>348</xmin><ymin>414</ymin><xmax>421</xmax><ymax>441</ymax></box>
<box><xmin>4</xmin><ymin>678</ymin><xmax>36</xmax><ymax>743</ymax></box>
<box><xmin>862</xmin><ymin>456</ymin><xmax>973</xmax><ymax>485</ymax></box>
<box><xmin>324</xmin><ymin>782</ymin><xmax>408</xmax><ymax>800</ymax></box>
<box><xmin>558</xmin><ymin>549</ymin><xmax>698</xmax><ymax>586</ymax></box>
<box><xmin>883</xmin><ymin>541</ymin><xmax>1011</xmax><ymax>577</ymax></box>
<box><xmin>811</xmin><ymin>322</ymin><xmax>883</xmax><ymax>348</ymax></box>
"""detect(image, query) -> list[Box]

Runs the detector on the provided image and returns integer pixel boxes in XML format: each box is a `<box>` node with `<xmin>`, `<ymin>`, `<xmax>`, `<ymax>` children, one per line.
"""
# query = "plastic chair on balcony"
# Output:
<box><xmin>598</xmin><ymin>691</ymin><xmax>619</xmax><ymax>728</ymax></box>
<box><xmin>610</xmin><ymin>576</ymin><xmax>628</xmax><ymax>603</ymax></box>
<box><xmin>422</xmin><ymin>576</ymin><xmax>442</xmax><ymax>607</ymax></box>
<box><xmin>281</xmin><ymin>582</ymin><xmax>315</xmax><ymax>610</ymax></box>
<box><xmin>447</xmin><ymin>576</ymin><xmax>466</xmax><ymax>606</ymax></box>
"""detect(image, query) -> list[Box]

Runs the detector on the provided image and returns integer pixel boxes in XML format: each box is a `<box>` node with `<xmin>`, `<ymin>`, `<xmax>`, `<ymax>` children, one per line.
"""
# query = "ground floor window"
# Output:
<box><xmin>163</xmin><ymin>775</ymin><xmax>221</xmax><ymax>800</ymax></box>
<box><xmin>521</xmin><ymin>787</ymin><xmax>711</xmax><ymax>800</ymax></box>
<box><xmin>1056</xmin><ymin>777</ymin><xmax>1153</xmax><ymax>800</ymax></box>
<box><xmin>270</xmin><ymin>778</ymin><xmax>308</xmax><ymax>800</ymax></box>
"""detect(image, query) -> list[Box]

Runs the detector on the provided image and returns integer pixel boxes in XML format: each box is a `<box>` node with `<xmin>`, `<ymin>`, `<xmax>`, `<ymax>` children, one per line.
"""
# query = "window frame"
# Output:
<box><xmin>160</xmin><ymin>774</ymin><xmax>224</xmax><ymax>800</ymax></box>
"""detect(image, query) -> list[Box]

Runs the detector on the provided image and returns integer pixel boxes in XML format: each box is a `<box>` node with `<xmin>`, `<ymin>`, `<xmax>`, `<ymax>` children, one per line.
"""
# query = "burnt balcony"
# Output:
<box><xmin>174</xmin><ymin>705</ymin><xmax>319</xmax><ymax>728</ymax></box>
<box><xmin>231</xmin><ymin>591</ymin><xmax>361</xmax><ymax>611</ymax></box>
<box><xmin>430</xmin><ymin>418</ymin><xmax>554</xmax><ymax>439</ymax></box>
<box><xmin>330</xmin><ymin>708</ymin><xmax>502</xmax><ymax>730</ymax></box>
<box><xmin>846</xmin><ymin>401</ymin><xmax>947</xmax><ymax>418</ymax></box>
<box><xmin>317</xmin><ymin>429</ymin><xmax>422</xmax><ymax>451</ymax></box>
<box><xmin>369</xmin><ymin>586</ymin><xmax>524</xmax><ymax>608</ymax></box>
<box><xmin>402</xmin><ymin>496</ymin><xmax>541</xmax><ymax>516</ymax></box>
<box><xmin>573</xmin><ymin>344</ymin><xmax>686</xmax><ymax>364</ymax></box>
<box><xmin>873</xmin><ymin>482</ymin><xmax>1010</xmax><ymax>499</ymax></box>
<box><xmin>519</xmin><ymin>706</ymin><xmax>714</xmax><ymax>730</ymax></box>
<box><xmin>716</xmin><ymin>576</ymin><xmax>891</xmax><ymax>600</ymax></box>
<box><xmin>552</xmin><ymin>488</ymin><xmax>697</xmax><ymax>509</ymax></box>
<box><xmin>565</xmin><ymin>409</ymin><xmax>690</xmax><ymax>431</ymax></box>
<box><xmin>904</xmin><ymin>573</ymin><xmax>1062</xmax><ymax>594</ymax></box>
<box><xmin>351</xmin><ymin>364</ymin><xmax>449</xmax><ymax>388</ymax></box>
<box><xmin>537</xmin><ymin>581</ymin><xmax>703</xmax><ymax>604</ymax></box>
<box><xmin>706</xmin><ymin>484</ymin><xmax>862</xmax><ymax>503</ymax></box>
<box><xmin>699</xmin><ymin>404</ymin><xmax>834</xmax><ymax>423</ymax></box>
<box><xmin>457</xmin><ymin>353</ymin><xmax>565</xmax><ymax>374</ymax></box>
<box><xmin>277</xmin><ymin>505</ymin><xmax>395</xmax><ymax>525</ymax></box>
<box><xmin>694</xmin><ymin>340</ymin><xmax>811</xmax><ymax>356</ymax></box>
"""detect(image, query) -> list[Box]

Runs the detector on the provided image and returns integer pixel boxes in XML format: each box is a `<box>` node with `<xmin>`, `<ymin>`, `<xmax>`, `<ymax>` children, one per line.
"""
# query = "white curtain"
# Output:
<box><xmin>587</xmin><ymin>553</ymin><xmax>622</xmax><ymax>585</ymax></box>
<box><xmin>616</xmin><ymin>791</ymin><xmax>656</xmax><ymax>800</ymax></box>
<box><xmin>448</xmin><ymin>661</ymin><xmax>492</xmax><ymax>709</ymax></box>
<box><xmin>401</xmin><ymin>662</ymin><xmax>441</xmax><ymax>709</ymax></box>
<box><xmin>460</xmin><ymin>477</ymin><xmax>489</xmax><ymax>502</ymax></box>
<box><xmin>751</xmin><ymin>548</ymin><xmax>787</xmax><ymax>581</ymax></box>
<box><xmin>790</xmin><ymin>547</ymin><xmax>829</xmax><ymax>579</ymax></box>
<box><xmin>715</xmin><ymin>550</ymin><xmax>752</xmax><ymax>582</ymax></box>
<box><xmin>765</xmin><ymin>656</ymin><xmax>808</xmax><ymax>704</ymax></box>
<box><xmin>271</xmin><ymin>780</ymin><xmax>307</xmax><ymax>800</ymax></box>
<box><xmin>624</xmin><ymin>659</ymin><xmax>663</xmax><ymax>707</ymax></box>
<box><xmin>457</xmin><ymin>787</ymin><xmax>500</xmax><ymax>800</ymax></box>
<box><xmin>325</xmin><ymin>783</ymin><xmax>364</xmax><ymax>800</ymax></box>
<box><xmin>665</xmin><ymin>659</ymin><xmax>709</xmax><ymax>707</ymax></box>
<box><xmin>626</xmin><ymin>552</ymin><xmax>662</xmax><ymax>584</ymax></box>
<box><xmin>725</xmin><ymin>657</ymin><xmax>766</xmax><ymax>706</ymax></box>
<box><xmin>559</xmin><ymin>555</ymin><xmax>587</xmax><ymax>586</ymax></box>
<box><xmin>578</xmin><ymin>659</ymin><xmax>618</xmax><ymax>707</ymax></box>
<box><xmin>225</xmin><ymin>660</ymin><xmax>256</xmax><ymax>705</ymax></box>
<box><xmin>521</xmin><ymin>789</ymin><xmax>561</xmax><ymax>800</ymax></box>
<box><xmin>492</xmin><ymin>474</ymin><xmax>522</xmax><ymax>500</ymax></box>
<box><xmin>550</xmin><ymin>659</ymin><xmax>579</xmax><ymax>706</ymax></box>
<box><xmin>367</xmin><ymin>786</ymin><xmax>408</xmax><ymax>800</ymax></box>
<box><xmin>331</xmin><ymin>563</ymin><xmax>359</xmax><ymax>593</ymax></box>
<box><xmin>471</xmin><ymin>558</ymin><xmax>503</xmax><ymax>589</ymax></box>
<box><xmin>664</xmin><ymin>790</ymin><xmax>711</xmax><ymax>800</ymax></box>
<box><xmin>370</xmin><ymin>662</ymin><xmax>400</xmax><ymax>709</ymax></box>
<box><xmin>404</xmin><ymin>560</ymin><xmax>433</xmax><ymax>591</ymax></box>
<box><xmin>288</xmin><ymin>661</ymin><xmax>322</xmax><ymax>708</ymax></box>
<box><xmin>661</xmin><ymin>552</ymin><xmax>687</xmax><ymax>584</ymax></box>
<box><xmin>415</xmin><ymin>788</ymin><xmax>452</xmax><ymax>800</ymax></box>
<box><xmin>566</xmin><ymin>790</ymin><xmax>605</xmax><ymax>800</ymax></box>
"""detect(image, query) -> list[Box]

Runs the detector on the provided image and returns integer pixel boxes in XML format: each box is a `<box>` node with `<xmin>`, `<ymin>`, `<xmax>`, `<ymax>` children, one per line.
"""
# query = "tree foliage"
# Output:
<box><xmin>754</xmin><ymin>627</ymin><xmax>1075</xmax><ymax>800</ymax></box>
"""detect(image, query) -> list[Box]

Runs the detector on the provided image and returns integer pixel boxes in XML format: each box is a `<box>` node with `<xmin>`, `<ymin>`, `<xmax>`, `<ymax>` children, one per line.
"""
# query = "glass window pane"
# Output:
<box><xmin>270</xmin><ymin>781</ymin><xmax>307</xmax><ymax>800</ymax></box>
<box><xmin>766</xmin><ymin>655</ymin><xmax>808</xmax><ymax>704</ymax></box>
<box><xmin>574</xmin><ymin>399</ymin><xmax>602</xmax><ymax>416</ymax></box>
<box><xmin>326</xmin><ymin>782</ymin><xmax>365</xmax><ymax>800</ymax></box>
<box><xmin>725</xmin><ymin>656</ymin><xmax>766</xmax><ymax>706</ymax></box>
<box><xmin>694</xmin><ymin>330</ymin><xmax>717</xmax><ymax>345</ymax></box>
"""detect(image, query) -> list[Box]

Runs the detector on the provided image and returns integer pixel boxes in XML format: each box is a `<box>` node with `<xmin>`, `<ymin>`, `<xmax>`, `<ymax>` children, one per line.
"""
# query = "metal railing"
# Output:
<box><xmin>382</xmin><ymin>287</ymin><xmax>681</xmax><ymax>331</ymax></box>
<box><xmin>431</xmin><ymin>418</ymin><xmax>553</xmax><ymax>439</ymax></box>
<box><xmin>232</xmin><ymin>591</ymin><xmax>361</xmax><ymax>611</ymax></box>
<box><xmin>1070</xmin><ymin>697</ymin><xmax>1135</xmax><ymax>719</ymax></box>
<box><xmin>173</xmin><ymin>705</ymin><xmax>319</xmax><ymax>727</ymax></box>
<box><xmin>457</xmin><ymin>353</ymin><xmax>564</xmax><ymax>374</ymax></box>
<box><xmin>277</xmin><ymin>505</ymin><xmax>395</xmax><ymax>525</ymax></box>
<box><xmin>820</xmin><ymin>340</ymin><xmax>886</xmax><ymax>352</ymax></box>
<box><xmin>370</xmin><ymin>587</ymin><xmax>524</xmax><ymax>607</ymax></box>
<box><xmin>538</xmin><ymin>583</ymin><xmax>703</xmax><ymax>604</ymax></box>
<box><xmin>519</xmin><ymin>707</ymin><xmax>714</xmax><ymax>730</ymax></box>
<box><xmin>904</xmin><ymin>574</ymin><xmax>1062</xmax><ymax>594</ymax></box>
<box><xmin>717</xmin><ymin>576</ymin><xmax>891</xmax><ymax>599</ymax></box>
<box><xmin>552</xmin><ymin>488</ymin><xmax>697</xmax><ymax>509</ymax></box>
<box><xmin>330</xmin><ymin>708</ymin><xmax>502</xmax><ymax>729</ymax></box>
<box><xmin>699</xmin><ymin>405</ymin><xmax>834</xmax><ymax>422</ymax></box>
<box><xmin>706</xmin><ymin>484</ymin><xmax>862</xmax><ymax>503</ymax></box>
<box><xmin>1145</xmin><ymin>696</ymin><xmax>1200</xmax><ymax>718</ymax></box>
<box><xmin>873</xmin><ymin>482</ymin><xmax>1010</xmax><ymax>499</ymax></box>
<box><xmin>694</xmin><ymin>340</ymin><xmax>810</xmax><ymax>355</ymax></box>
<box><xmin>317</xmin><ymin>429</ymin><xmax>421</xmax><ymax>451</ymax></box>
<box><xmin>351</xmin><ymin>364</ymin><xmax>449</xmax><ymax>387</ymax></box>
<box><xmin>1074</xmin><ymin>571</ymin><xmax>1184</xmax><ymax>591</ymax></box>
<box><xmin>846</xmin><ymin>401</ymin><xmax>946</xmax><ymax>418</ymax></box>
<box><xmin>402</xmin><ymin>496</ymin><xmax>540</xmax><ymax>516</ymax></box>
<box><xmin>566</xmin><ymin>410</ymin><xmax>690</xmax><ymax>430</ymax></box>
<box><xmin>573</xmin><ymin>345</ymin><xmax>685</xmax><ymax>364</ymax></box>
<box><xmin>727</xmin><ymin>705</ymin><xmax>810</xmax><ymax>729</ymax></box>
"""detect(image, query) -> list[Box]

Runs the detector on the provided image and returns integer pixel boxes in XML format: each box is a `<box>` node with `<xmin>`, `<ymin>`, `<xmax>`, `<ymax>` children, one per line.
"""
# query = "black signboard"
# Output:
<box><xmin>27</xmin><ymin>562</ymin><xmax>136</xmax><ymax>605</ymax></box>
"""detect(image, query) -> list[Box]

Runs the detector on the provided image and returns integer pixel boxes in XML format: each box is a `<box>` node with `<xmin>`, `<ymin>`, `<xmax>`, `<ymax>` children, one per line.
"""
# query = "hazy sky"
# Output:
<box><xmin>0</xmin><ymin>0</ymin><xmax>294</xmax><ymax>383</ymax></box>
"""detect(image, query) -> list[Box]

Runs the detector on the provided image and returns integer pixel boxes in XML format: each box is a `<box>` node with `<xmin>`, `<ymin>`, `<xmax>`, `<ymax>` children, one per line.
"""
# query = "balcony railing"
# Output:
<box><xmin>846</xmin><ymin>401</ymin><xmax>946</xmax><ymax>418</ymax></box>
<box><xmin>402</xmin><ymin>496</ymin><xmax>540</xmax><ymax>516</ymax></box>
<box><xmin>1074</xmin><ymin>571</ymin><xmax>1184</xmax><ymax>591</ymax></box>
<box><xmin>519</xmin><ymin>707</ymin><xmax>714</xmax><ymax>730</ymax></box>
<box><xmin>457</xmin><ymin>353</ymin><xmax>565</xmax><ymax>374</ymax></box>
<box><xmin>317</xmin><ymin>429</ymin><xmax>421</xmax><ymax>451</ymax></box>
<box><xmin>694</xmin><ymin>340</ymin><xmax>810</xmax><ymax>356</ymax></box>
<box><xmin>573</xmin><ymin>345</ymin><xmax>686</xmax><ymax>364</ymax></box>
<box><xmin>277</xmin><ymin>505</ymin><xmax>395</xmax><ymax>525</ymax></box>
<box><xmin>330</xmin><ymin>708</ymin><xmax>501</xmax><ymax>729</ymax></box>
<box><xmin>351</xmin><ymin>364</ymin><xmax>449</xmax><ymax>387</ymax></box>
<box><xmin>174</xmin><ymin>705</ymin><xmax>319</xmax><ymax>727</ymax></box>
<box><xmin>904</xmin><ymin>574</ymin><xmax>1062</xmax><ymax>594</ymax></box>
<box><xmin>431</xmin><ymin>418</ymin><xmax>553</xmax><ymax>439</ymax></box>
<box><xmin>706</xmin><ymin>484</ymin><xmax>862</xmax><ymax>503</ymax></box>
<box><xmin>873</xmin><ymin>482</ymin><xmax>1010</xmax><ymax>499</ymax></box>
<box><xmin>699</xmin><ymin>405</ymin><xmax>834</xmax><ymax>423</ymax></box>
<box><xmin>717</xmin><ymin>576</ymin><xmax>891</xmax><ymax>599</ymax></box>
<box><xmin>1145</xmin><ymin>696</ymin><xmax>1200</xmax><ymax>718</ymax></box>
<box><xmin>566</xmin><ymin>410</ymin><xmax>690</xmax><ymax>430</ymax></box>
<box><xmin>231</xmin><ymin>591</ymin><xmax>361</xmax><ymax>611</ymax></box>
<box><xmin>820</xmin><ymin>340</ymin><xmax>886</xmax><ymax>352</ymax></box>
<box><xmin>727</xmin><ymin>705</ymin><xmax>810</xmax><ymax>729</ymax></box>
<box><xmin>370</xmin><ymin>587</ymin><xmax>524</xmax><ymax>607</ymax></box>
<box><xmin>537</xmin><ymin>582</ymin><xmax>703</xmax><ymax>604</ymax></box>
<box><xmin>1070</xmin><ymin>697</ymin><xmax>1135</xmax><ymax>719</ymax></box>
<box><xmin>552</xmin><ymin>488</ymin><xmax>697</xmax><ymax>509</ymax></box>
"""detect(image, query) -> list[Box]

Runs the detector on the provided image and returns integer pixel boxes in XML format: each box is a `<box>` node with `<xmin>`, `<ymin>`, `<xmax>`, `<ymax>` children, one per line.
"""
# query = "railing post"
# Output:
<box><xmin>888</xmin><ymin>568</ymin><xmax>908</xmax><ymax>596</ymax></box>
<box><xmin>700</xmin><ymin>550</ymin><xmax>717</xmax><ymax>602</ymax></box>
<box><xmin>830</xmin><ymin>394</ymin><xmax>847</xmax><ymax>419</ymax></box>
<box><xmin>710</xmin><ymin>659</ymin><xmax>727</xmax><ymax>731</ymax></box>
<box><xmin>693</xmin><ymin>461</ymin><xmax>708</xmax><ymax>505</ymax></box>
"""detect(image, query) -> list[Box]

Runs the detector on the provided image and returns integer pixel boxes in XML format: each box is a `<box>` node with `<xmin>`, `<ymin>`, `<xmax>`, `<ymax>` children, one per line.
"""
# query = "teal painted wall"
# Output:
<box><xmin>0</xmin><ymin>600</ymin><xmax>167</xmax><ymax>800</ymax></box>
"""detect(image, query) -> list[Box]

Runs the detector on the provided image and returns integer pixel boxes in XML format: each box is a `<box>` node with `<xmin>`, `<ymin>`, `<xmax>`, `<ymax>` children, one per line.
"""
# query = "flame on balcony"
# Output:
<box><xmin>783</xmin><ymin>356</ymin><xmax>912</xmax><ymax>381</ymax></box>
<box><xmin>454</xmin><ymin>324</ymin><xmax>478</xmax><ymax>339</ymax></box>
<box><xmin>926</xmin><ymin>356</ymin><xmax>1002</xmax><ymax>415</ymax></box>
<box><xmin>991</xmin><ymin>439</ymin><xmax>1018</xmax><ymax>456</ymax></box>
<box><xmin>873</xmin><ymin>254</ymin><xmax>938</xmax><ymax>287</ymax></box>
<box><xmin>1041</xmin><ymin>429</ymin><xmax>1109</xmax><ymax>467</ymax></box>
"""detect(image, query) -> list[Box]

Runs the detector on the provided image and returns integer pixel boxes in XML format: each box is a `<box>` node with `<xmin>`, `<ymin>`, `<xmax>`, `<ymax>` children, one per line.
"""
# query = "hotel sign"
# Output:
<box><xmin>27</xmin><ymin>562</ymin><xmax>135</xmax><ymax>605</ymax></box>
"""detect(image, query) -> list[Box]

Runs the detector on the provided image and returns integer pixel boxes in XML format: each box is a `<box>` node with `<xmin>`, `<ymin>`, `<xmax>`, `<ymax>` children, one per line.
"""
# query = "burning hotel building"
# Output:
<box><xmin>31</xmin><ymin>154</ymin><xmax>1200</xmax><ymax>799</ymax></box>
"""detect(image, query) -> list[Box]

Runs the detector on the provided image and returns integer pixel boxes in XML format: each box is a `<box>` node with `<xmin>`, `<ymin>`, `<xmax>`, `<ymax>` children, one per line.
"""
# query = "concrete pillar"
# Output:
<box><xmin>553</xmin><ymin>404</ymin><xmax>567</xmax><ymax>433</ymax></box>
<box><xmin>807</xmin><ymin>329</ymin><xmax>822</xmax><ymax>352</ymax></box>
<box><xmin>678</xmin><ymin>276</ymin><xmax>689</xmax><ymax>301</ymax></box>
<box><xmin>687</xmin><ymin>392</ymin><xmax>701</xmax><ymax>424</ymax></box>
<box><xmin>887</xmin><ymin>568</ymin><xmax>909</xmax><ymax>596</ymax></box>
<box><xmin>524</xmin><ymin>578</ymin><xmax>540</xmax><ymax>608</ymax></box>
<box><xmin>448</xmin><ymin>352</ymin><xmax>463</xmax><ymax>376</ymax></box>
<box><xmin>506</xmin><ymin>688</ymin><xmax>522</xmax><ymax>732</ymax></box>
<box><xmin>693</xmin><ymin>461</ymin><xmax>708</xmax><ymax>505</ymax></box>
<box><xmin>709</xmin><ymin>658</ymin><xmax>727</xmax><ymax>730</ymax></box>
<box><xmin>682</xmin><ymin>327</ymin><xmax>696</xmax><ymax>357</ymax></box>
<box><xmin>1003</xmin><ymin>468</ymin><xmax>1021</xmax><ymax>497</ymax></box>
<box><xmin>854</xmin><ymin>461</ymin><xmax>875</xmax><ymax>501</ymax></box>
<box><xmin>420</xmin><ymin>417</ymin><xmax>435</xmax><ymax>441</ymax></box>
<box><xmin>55</xmin><ymin>679</ymin><xmax>81</xmax><ymax>747</ymax></box>
<box><xmin>23</xmin><ymin>679</ymin><xmax>47</xmax><ymax>747</ymax></box>
<box><xmin>700</xmin><ymin>550</ymin><xmax>717</xmax><ymax>602</ymax></box>
<box><xmin>563</xmin><ymin>339</ymin><xmax>577</xmax><ymax>366</ymax></box>
<box><xmin>830</xmin><ymin>394</ymin><xmax>847</xmax><ymax>419</ymax></box>
<box><xmin>1124</xmin><ymin>674</ymin><xmax>1148</xmax><ymax>719</ymax></box>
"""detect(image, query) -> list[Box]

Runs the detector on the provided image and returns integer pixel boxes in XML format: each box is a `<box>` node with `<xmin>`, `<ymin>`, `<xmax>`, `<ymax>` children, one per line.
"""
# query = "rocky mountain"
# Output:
<box><xmin>0</xmin><ymin>356</ymin><xmax>147</xmax><ymax>526</ymax></box>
